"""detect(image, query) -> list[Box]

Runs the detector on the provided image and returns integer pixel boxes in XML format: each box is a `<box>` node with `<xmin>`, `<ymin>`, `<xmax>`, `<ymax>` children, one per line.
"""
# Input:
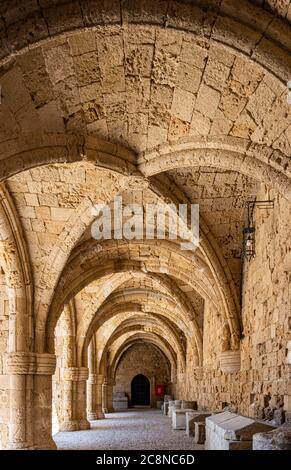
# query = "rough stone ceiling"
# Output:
<box><xmin>167</xmin><ymin>166</ymin><xmax>259</xmax><ymax>291</ymax></box>
<box><xmin>6</xmin><ymin>158</ymin><xmax>227</xmax><ymax>365</ymax></box>
<box><xmin>96</xmin><ymin>310</ymin><xmax>187</xmax><ymax>354</ymax></box>
<box><xmin>7</xmin><ymin>160</ymin><xmax>259</xmax><ymax>298</ymax></box>
<box><xmin>249</xmin><ymin>0</ymin><xmax>291</xmax><ymax>19</ymax></box>
<box><xmin>3</xmin><ymin>158</ymin><xmax>264</xmax><ymax>360</ymax></box>
<box><xmin>0</xmin><ymin>25</ymin><xmax>290</xmax><ymax>154</ymax></box>
<box><xmin>6</xmin><ymin>163</ymin><xmax>125</xmax><ymax>278</ymax></box>
<box><xmin>98</xmin><ymin>272</ymin><xmax>204</xmax><ymax>326</ymax></box>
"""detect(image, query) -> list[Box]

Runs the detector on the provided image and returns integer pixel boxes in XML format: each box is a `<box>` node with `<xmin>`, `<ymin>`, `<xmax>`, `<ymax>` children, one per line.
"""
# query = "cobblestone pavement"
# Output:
<box><xmin>54</xmin><ymin>408</ymin><xmax>204</xmax><ymax>450</ymax></box>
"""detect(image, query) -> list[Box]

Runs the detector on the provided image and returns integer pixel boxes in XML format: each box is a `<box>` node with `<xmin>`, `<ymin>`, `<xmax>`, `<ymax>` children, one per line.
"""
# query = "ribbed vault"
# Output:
<box><xmin>0</xmin><ymin>0</ymin><xmax>290</xmax><ymax>450</ymax></box>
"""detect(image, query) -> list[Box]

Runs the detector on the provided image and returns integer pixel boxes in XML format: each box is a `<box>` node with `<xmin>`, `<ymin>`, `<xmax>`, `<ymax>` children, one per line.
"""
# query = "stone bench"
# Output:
<box><xmin>113</xmin><ymin>399</ymin><xmax>128</xmax><ymax>410</ymax></box>
<box><xmin>172</xmin><ymin>409</ymin><xmax>195</xmax><ymax>430</ymax></box>
<box><xmin>156</xmin><ymin>399</ymin><xmax>163</xmax><ymax>409</ymax></box>
<box><xmin>162</xmin><ymin>395</ymin><xmax>172</xmax><ymax>414</ymax></box>
<box><xmin>112</xmin><ymin>392</ymin><xmax>128</xmax><ymax>411</ymax></box>
<box><xmin>163</xmin><ymin>401</ymin><xmax>169</xmax><ymax>415</ymax></box>
<box><xmin>168</xmin><ymin>400</ymin><xmax>182</xmax><ymax>418</ymax></box>
<box><xmin>186</xmin><ymin>411</ymin><xmax>211</xmax><ymax>440</ymax></box>
<box><xmin>206</xmin><ymin>411</ymin><xmax>275</xmax><ymax>450</ymax></box>
<box><xmin>167</xmin><ymin>400</ymin><xmax>175</xmax><ymax>417</ymax></box>
<box><xmin>164</xmin><ymin>395</ymin><xmax>172</xmax><ymax>402</ymax></box>
<box><xmin>253</xmin><ymin>425</ymin><xmax>291</xmax><ymax>450</ymax></box>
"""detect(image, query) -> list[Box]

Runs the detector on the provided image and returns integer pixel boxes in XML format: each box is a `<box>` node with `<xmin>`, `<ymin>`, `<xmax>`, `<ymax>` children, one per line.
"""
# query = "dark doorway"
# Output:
<box><xmin>131</xmin><ymin>374</ymin><xmax>150</xmax><ymax>406</ymax></box>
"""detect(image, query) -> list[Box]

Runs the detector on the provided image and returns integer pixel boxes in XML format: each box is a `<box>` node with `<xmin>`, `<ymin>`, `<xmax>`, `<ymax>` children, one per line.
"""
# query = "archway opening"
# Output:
<box><xmin>131</xmin><ymin>375</ymin><xmax>150</xmax><ymax>407</ymax></box>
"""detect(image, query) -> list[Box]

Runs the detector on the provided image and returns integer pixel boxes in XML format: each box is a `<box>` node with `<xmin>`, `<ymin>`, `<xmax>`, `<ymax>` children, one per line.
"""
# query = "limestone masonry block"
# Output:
<box><xmin>206</xmin><ymin>412</ymin><xmax>275</xmax><ymax>450</ymax></box>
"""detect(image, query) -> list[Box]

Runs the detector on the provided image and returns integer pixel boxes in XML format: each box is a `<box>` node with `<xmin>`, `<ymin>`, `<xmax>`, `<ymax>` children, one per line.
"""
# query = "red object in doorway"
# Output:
<box><xmin>155</xmin><ymin>384</ymin><xmax>164</xmax><ymax>396</ymax></box>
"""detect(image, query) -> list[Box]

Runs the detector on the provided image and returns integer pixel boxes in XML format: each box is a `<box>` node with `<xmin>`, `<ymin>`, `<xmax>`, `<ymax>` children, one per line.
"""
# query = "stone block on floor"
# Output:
<box><xmin>194</xmin><ymin>421</ymin><xmax>206</xmax><ymax>444</ymax></box>
<box><xmin>172</xmin><ymin>409</ymin><xmax>195</xmax><ymax>430</ymax></box>
<box><xmin>168</xmin><ymin>400</ymin><xmax>177</xmax><ymax>418</ymax></box>
<box><xmin>112</xmin><ymin>392</ymin><xmax>128</xmax><ymax>411</ymax></box>
<box><xmin>163</xmin><ymin>402</ymin><xmax>170</xmax><ymax>415</ymax></box>
<box><xmin>206</xmin><ymin>411</ymin><xmax>275</xmax><ymax>450</ymax></box>
<box><xmin>186</xmin><ymin>411</ymin><xmax>211</xmax><ymax>437</ymax></box>
<box><xmin>253</xmin><ymin>425</ymin><xmax>291</xmax><ymax>450</ymax></box>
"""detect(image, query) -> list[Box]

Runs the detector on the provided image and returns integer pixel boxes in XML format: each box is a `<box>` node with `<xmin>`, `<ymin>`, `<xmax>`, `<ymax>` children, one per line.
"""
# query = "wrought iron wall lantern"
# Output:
<box><xmin>242</xmin><ymin>199</ymin><xmax>274</xmax><ymax>261</ymax></box>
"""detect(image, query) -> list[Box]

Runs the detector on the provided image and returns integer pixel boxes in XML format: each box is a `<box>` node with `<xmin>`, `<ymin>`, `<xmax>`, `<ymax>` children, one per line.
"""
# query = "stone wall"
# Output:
<box><xmin>113</xmin><ymin>343</ymin><xmax>171</xmax><ymax>406</ymax></box>
<box><xmin>176</xmin><ymin>187</ymin><xmax>291</xmax><ymax>423</ymax></box>
<box><xmin>240</xmin><ymin>187</ymin><xmax>291</xmax><ymax>422</ymax></box>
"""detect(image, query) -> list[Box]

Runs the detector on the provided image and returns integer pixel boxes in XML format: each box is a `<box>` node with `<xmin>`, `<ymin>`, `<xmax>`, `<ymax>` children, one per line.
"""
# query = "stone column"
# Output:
<box><xmin>96</xmin><ymin>374</ymin><xmax>105</xmax><ymax>419</ymax></box>
<box><xmin>7</xmin><ymin>352</ymin><xmax>56</xmax><ymax>450</ymax></box>
<box><xmin>87</xmin><ymin>373</ymin><xmax>105</xmax><ymax>419</ymax></box>
<box><xmin>102</xmin><ymin>378</ymin><xmax>108</xmax><ymax>413</ymax></box>
<box><xmin>33</xmin><ymin>372</ymin><xmax>56</xmax><ymax>449</ymax></box>
<box><xmin>8</xmin><ymin>374</ymin><xmax>30</xmax><ymax>449</ymax></box>
<box><xmin>76</xmin><ymin>368</ymin><xmax>90</xmax><ymax>430</ymax></box>
<box><xmin>87</xmin><ymin>373</ymin><xmax>98</xmax><ymax>420</ymax></box>
<box><xmin>61</xmin><ymin>367</ymin><xmax>90</xmax><ymax>430</ymax></box>
<box><xmin>106</xmin><ymin>379</ymin><xmax>114</xmax><ymax>413</ymax></box>
<box><xmin>56</xmin><ymin>305</ymin><xmax>80</xmax><ymax>431</ymax></box>
<box><xmin>59</xmin><ymin>374</ymin><xmax>78</xmax><ymax>431</ymax></box>
<box><xmin>87</xmin><ymin>339</ymin><xmax>104</xmax><ymax>420</ymax></box>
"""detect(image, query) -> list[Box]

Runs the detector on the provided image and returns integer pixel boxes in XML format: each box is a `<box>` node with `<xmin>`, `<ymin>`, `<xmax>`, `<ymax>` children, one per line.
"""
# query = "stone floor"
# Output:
<box><xmin>54</xmin><ymin>408</ymin><xmax>204</xmax><ymax>450</ymax></box>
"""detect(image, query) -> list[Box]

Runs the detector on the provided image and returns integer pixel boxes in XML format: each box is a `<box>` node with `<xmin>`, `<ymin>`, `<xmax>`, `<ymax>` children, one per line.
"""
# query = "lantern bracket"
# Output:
<box><xmin>242</xmin><ymin>199</ymin><xmax>274</xmax><ymax>261</ymax></box>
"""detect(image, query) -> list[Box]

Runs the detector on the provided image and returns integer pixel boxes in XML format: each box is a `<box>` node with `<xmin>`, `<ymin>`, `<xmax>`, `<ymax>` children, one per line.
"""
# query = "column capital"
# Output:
<box><xmin>7</xmin><ymin>352</ymin><xmax>56</xmax><ymax>375</ymax></box>
<box><xmin>88</xmin><ymin>373</ymin><xmax>105</xmax><ymax>384</ymax></box>
<box><xmin>88</xmin><ymin>373</ymin><xmax>97</xmax><ymax>384</ymax></box>
<box><xmin>97</xmin><ymin>374</ymin><xmax>104</xmax><ymax>385</ymax></box>
<box><xmin>63</xmin><ymin>367</ymin><xmax>89</xmax><ymax>381</ymax></box>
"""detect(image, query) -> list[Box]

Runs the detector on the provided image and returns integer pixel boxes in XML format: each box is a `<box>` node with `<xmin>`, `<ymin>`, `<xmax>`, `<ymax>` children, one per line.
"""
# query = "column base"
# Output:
<box><xmin>33</xmin><ymin>439</ymin><xmax>57</xmax><ymax>450</ymax></box>
<box><xmin>59</xmin><ymin>420</ymin><xmax>79</xmax><ymax>432</ymax></box>
<box><xmin>88</xmin><ymin>411</ymin><xmax>105</xmax><ymax>420</ymax></box>
<box><xmin>78</xmin><ymin>418</ymin><xmax>90</xmax><ymax>430</ymax></box>
<box><xmin>102</xmin><ymin>408</ymin><xmax>109</xmax><ymax>413</ymax></box>
<box><xmin>7</xmin><ymin>438</ymin><xmax>57</xmax><ymax>449</ymax></box>
<box><xmin>6</xmin><ymin>441</ymin><xmax>32</xmax><ymax>450</ymax></box>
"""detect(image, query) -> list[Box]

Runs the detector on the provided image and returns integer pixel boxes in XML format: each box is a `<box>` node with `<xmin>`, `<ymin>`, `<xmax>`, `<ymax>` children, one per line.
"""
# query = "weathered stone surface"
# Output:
<box><xmin>172</xmin><ymin>409</ymin><xmax>194</xmax><ymax>430</ymax></box>
<box><xmin>186</xmin><ymin>411</ymin><xmax>211</xmax><ymax>437</ymax></box>
<box><xmin>194</xmin><ymin>421</ymin><xmax>206</xmax><ymax>444</ymax></box>
<box><xmin>220</xmin><ymin>350</ymin><xmax>241</xmax><ymax>373</ymax></box>
<box><xmin>113</xmin><ymin>343</ymin><xmax>170</xmax><ymax>408</ymax></box>
<box><xmin>253</xmin><ymin>426</ymin><xmax>291</xmax><ymax>450</ymax></box>
<box><xmin>182</xmin><ymin>400</ymin><xmax>197</xmax><ymax>410</ymax></box>
<box><xmin>113</xmin><ymin>392</ymin><xmax>128</xmax><ymax>411</ymax></box>
<box><xmin>206</xmin><ymin>412</ymin><xmax>275</xmax><ymax>450</ymax></box>
<box><xmin>0</xmin><ymin>0</ymin><xmax>290</xmax><ymax>451</ymax></box>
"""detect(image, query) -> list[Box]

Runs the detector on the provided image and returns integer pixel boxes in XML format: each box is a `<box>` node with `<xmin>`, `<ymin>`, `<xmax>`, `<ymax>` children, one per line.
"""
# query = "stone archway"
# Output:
<box><xmin>0</xmin><ymin>0</ymin><xmax>290</xmax><ymax>451</ymax></box>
